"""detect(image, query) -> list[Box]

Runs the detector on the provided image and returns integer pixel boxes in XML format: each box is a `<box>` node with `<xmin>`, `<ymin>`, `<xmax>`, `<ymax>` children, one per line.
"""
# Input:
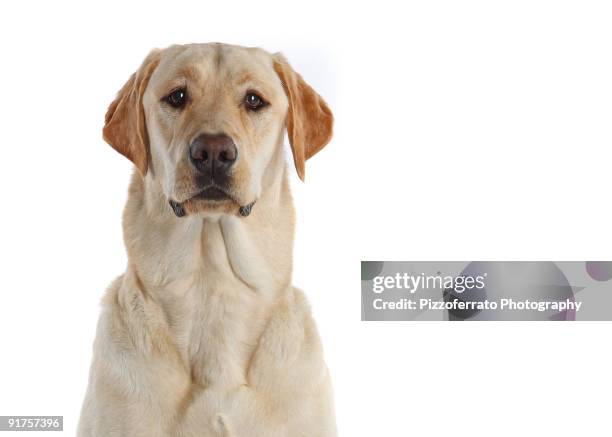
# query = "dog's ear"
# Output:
<box><xmin>273</xmin><ymin>54</ymin><xmax>333</xmax><ymax>181</ymax></box>
<box><xmin>103</xmin><ymin>50</ymin><xmax>161</xmax><ymax>176</ymax></box>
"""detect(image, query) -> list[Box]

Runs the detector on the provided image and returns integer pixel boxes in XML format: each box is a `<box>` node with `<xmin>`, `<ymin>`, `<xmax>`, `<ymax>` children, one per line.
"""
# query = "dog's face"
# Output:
<box><xmin>103</xmin><ymin>43</ymin><xmax>333</xmax><ymax>217</ymax></box>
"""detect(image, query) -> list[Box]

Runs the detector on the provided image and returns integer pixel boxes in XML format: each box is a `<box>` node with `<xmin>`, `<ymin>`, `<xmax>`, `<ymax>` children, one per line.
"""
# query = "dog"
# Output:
<box><xmin>78</xmin><ymin>43</ymin><xmax>336</xmax><ymax>437</ymax></box>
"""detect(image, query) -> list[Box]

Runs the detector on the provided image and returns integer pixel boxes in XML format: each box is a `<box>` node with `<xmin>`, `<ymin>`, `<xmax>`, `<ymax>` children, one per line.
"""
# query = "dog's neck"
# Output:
<box><xmin>120</xmin><ymin>148</ymin><xmax>296</xmax><ymax>386</ymax></box>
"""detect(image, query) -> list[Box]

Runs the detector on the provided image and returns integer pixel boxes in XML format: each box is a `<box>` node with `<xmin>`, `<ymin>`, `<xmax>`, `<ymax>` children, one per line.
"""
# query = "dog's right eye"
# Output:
<box><xmin>163</xmin><ymin>88</ymin><xmax>187</xmax><ymax>109</ymax></box>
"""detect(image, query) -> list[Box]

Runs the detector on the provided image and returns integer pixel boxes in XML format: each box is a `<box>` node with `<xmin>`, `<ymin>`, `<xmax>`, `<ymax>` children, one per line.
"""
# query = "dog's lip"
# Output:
<box><xmin>175</xmin><ymin>185</ymin><xmax>235</xmax><ymax>204</ymax></box>
<box><xmin>169</xmin><ymin>187</ymin><xmax>257</xmax><ymax>218</ymax></box>
<box><xmin>194</xmin><ymin>186</ymin><xmax>232</xmax><ymax>201</ymax></box>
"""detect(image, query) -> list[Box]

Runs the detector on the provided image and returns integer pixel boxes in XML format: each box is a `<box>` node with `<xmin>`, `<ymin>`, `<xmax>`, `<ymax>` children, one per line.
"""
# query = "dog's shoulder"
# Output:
<box><xmin>88</xmin><ymin>271</ymin><xmax>190</xmax><ymax>408</ymax></box>
<box><xmin>97</xmin><ymin>271</ymin><xmax>182</xmax><ymax>359</ymax></box>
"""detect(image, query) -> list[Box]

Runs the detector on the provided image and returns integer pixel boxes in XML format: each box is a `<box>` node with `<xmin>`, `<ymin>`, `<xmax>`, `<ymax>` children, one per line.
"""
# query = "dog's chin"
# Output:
<box><xmin>169</xmin><ymin>187</ymin><xmax>256</xmax><ymax>218</ymax></box>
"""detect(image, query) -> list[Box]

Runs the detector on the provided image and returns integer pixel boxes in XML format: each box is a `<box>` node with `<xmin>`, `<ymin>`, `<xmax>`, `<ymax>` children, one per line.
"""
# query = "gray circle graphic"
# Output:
<box><xmin>446</xmin><ymin>262</ymin><xmax>575</xmax><ymax>321</ymax></box>
<box><xmin>586</xmin><ymin>261</ymin><xmax>612</xmax><ymax>282</ymax></box>
<box><xmin>361</xmin><ymin>261</ymin><xmax>385</xmax><ymax>281</ymax></box>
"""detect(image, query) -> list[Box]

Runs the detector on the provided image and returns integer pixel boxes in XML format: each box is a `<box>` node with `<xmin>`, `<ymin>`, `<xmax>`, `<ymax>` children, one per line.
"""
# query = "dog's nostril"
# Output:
<box><xmin>219</xmin><ymin>149</ymin><xmax>236</xmax><ymax>163</ymax></box>
<box><xmin>189</xmin><ymin>144</ymin><xmax>207</xmax><ymax>162</ymax></box>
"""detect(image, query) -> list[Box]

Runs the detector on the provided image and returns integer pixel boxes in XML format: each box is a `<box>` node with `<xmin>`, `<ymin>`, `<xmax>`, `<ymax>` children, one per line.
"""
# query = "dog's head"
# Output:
<box><xmin>103</xmin><ymin>43</ymin><xmax>333</xmax><ymax>217</ymax></box>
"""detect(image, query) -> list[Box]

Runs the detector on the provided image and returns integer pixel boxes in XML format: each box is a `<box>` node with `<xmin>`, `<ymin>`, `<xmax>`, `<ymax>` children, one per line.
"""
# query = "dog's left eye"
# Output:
<box><xmin>164</xmin><ymin>88</ymin><xmax>187</xmax><ymax>109</ymax></box>
<box><xmin>245</xmin><ymin>92</ymin><xmax>267</xmax><ymax>111</ymax></box>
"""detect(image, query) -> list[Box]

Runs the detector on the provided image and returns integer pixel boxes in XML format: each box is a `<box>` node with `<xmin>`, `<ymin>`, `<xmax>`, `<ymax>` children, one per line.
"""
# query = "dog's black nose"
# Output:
<box><xmin>189</xmin><ymin>133</ymin><xmax>237</xmax><ymax>174</ymax></box>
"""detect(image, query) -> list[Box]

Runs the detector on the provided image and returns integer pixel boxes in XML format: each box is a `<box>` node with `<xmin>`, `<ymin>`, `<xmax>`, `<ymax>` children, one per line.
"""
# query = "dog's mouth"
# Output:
<box><xmin>169</xmin><ymin>186</ymin><xmax>255</xmax><ymax>218</ymax></box>
<box><xmin>196</xmin><ymin>186</ymin><xmax>232</xmax><ymax>201</ymax></box>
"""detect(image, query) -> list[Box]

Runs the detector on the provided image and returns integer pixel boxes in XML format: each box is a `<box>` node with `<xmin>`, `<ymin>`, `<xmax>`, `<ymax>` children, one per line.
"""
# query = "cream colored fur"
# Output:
<box><xmin>78</xmin><ymin>44</ymin><xmax>336</xmax><ymax>437</ymax></box>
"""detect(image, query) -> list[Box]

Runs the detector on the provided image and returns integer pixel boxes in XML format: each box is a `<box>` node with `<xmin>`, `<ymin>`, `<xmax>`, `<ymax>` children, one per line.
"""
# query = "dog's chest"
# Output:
<box><xmin>162</xmin><ymin>271</ymin><xmax>268</xmax><ymax>388</ymax></box>
<box><xmin>156</xmin><ymin>278</ymin><xmax>286</xmax><ymax>436</ymax></box>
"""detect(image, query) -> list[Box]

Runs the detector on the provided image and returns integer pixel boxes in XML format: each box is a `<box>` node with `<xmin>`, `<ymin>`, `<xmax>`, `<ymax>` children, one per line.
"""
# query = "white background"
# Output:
<box><xmin>0</xmin><ymin>1</ymin><xmax>611</xmax><ymax>436</ymax></box>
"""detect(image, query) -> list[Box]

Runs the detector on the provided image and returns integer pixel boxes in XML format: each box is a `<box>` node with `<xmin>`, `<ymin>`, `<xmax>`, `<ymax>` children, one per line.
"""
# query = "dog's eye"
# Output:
<box><xmin>245</xmin><ymin>92</ymin><xmax>267</xmax><ymax>111</ymax></box>
<box><xmin>164</xmin><ymin>88</ymin><xmax>187</xmax><ymax>109</ymax></box>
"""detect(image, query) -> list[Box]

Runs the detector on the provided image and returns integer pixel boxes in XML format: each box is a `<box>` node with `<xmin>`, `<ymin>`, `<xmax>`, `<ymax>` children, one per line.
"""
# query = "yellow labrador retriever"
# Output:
<box><xmin>78</xmin><ymin>43</ymin><xmax>336</xmax><ymax>437</ymax></box>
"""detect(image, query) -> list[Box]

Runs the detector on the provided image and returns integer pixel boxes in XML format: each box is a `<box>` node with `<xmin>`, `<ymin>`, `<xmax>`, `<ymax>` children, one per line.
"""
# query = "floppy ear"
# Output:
<box><xmin>103</xmin><ymin>50</ymin><xmax>161</xmax><ymax>176</ymax></box>
<box><xmin>273</xmin><ymin>54</ymin><xmax>333</xmax><ymax>181</ymax></box>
